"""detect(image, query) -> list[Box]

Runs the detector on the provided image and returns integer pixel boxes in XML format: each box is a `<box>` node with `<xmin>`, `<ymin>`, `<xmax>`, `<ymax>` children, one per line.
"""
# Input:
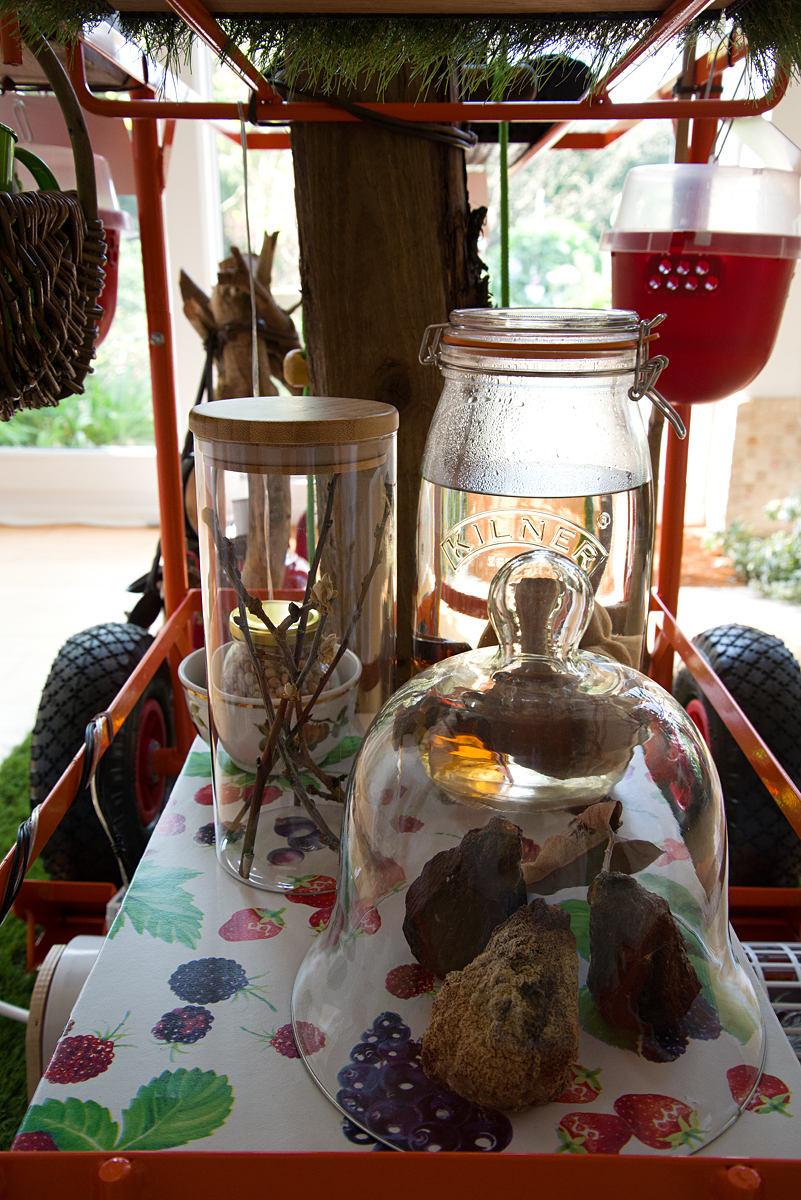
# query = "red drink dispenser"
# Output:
<box><xmin>602</xmin><ymin>165</ymin><xmax>801</xmax><ymax>404</ymax></box>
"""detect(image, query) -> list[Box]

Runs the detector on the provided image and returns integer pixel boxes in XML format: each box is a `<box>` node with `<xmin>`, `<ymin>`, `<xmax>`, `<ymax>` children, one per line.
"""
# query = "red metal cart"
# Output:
<box><xmin>1</xmin><ymin>0</ymin><xmax>800</xmax><ymax>1191</ymax></box>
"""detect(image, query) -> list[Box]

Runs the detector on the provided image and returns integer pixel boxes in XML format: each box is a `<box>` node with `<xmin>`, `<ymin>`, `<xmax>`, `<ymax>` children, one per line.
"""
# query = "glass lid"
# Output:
<box><xmin>292</xmin><ymin>548</ymin><xmax>765</xmax><ymax>1155</ymax></box>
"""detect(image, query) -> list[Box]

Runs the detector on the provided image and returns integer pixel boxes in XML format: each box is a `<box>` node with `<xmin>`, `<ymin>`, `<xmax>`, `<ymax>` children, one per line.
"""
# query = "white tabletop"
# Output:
<box><xmin>14</xmin><ymin>739</ymin><xmax>801</xmax><ymax>1158</ymax></box>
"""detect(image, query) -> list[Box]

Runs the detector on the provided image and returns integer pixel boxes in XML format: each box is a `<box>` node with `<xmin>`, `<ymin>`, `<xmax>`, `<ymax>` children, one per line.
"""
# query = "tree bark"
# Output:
<box><xmin>291</xmin><ymin>81</ymin><xmax>487</xmax><ymax>678</ymax></box>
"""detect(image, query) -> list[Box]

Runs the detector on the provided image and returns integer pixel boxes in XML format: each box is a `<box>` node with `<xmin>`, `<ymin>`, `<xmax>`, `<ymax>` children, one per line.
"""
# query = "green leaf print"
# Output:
<box><xmin>20</xmin><ymin>1097</ymin><xmax>119</xmax><ymax>1151</ymax></box>
<box><xmin>638</xmin><ymin>872</ymin><xmax>704</xmax><ymax>931</ymax></box>
<box><xmin>21</xmin><ymin>1070</ymin><xmax>234</xmax><ymax>1152</ymax></box>
<box><xmin>318</xmin><ymin>735</ymin><xmax>362</xmax><ymax>769</ymax></box>
<box><xmin>116</xmin><ymin>1069</ymin><xmax>234</xmax><ymax>1150</ymax></box>
<box><xmin>183</xmin><ymin>750</ymin><xmax>212</xmax><ymax>778</ymax></box>
<box><xmin>578</xmin><ymin>987</ymin><xmax>640</xmax><ymax>1053</ymax></box>
<box><xmin>559</xmin><ymin>899</ymin><xmax>591</xmax><ymax>960</ymax></box>
<box><xmin>109</xmin><ymin>863</ymin><xmax>204</xmax><ymax>948</ymax></box>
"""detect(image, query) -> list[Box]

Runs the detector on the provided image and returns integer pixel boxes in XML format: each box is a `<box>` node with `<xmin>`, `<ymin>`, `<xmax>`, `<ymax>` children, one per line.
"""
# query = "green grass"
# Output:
<box><xmin>0</xmin><ymin>735</ymin><xmax>45</xmax><ymax>1150</ymax></box>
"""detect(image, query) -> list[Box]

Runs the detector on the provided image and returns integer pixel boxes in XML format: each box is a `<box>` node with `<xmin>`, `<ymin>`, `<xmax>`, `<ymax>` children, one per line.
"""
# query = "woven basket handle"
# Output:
<box><xmin>24</xmin><ymin>34</ymin><xmax>98</xmax><ymax>223</ymax></box>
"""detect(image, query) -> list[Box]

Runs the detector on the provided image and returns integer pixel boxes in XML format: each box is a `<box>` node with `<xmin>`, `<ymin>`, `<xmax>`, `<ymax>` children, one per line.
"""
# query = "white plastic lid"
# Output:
<box><xmin>601</xmin><ymin>164</ymin><xmax>801</xmax><ymax>259</ymax></box>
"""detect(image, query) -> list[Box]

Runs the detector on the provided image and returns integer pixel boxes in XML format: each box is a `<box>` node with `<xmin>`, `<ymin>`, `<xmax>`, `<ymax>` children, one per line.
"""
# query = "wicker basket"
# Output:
<box><xmin>0</xmin><ymin>36</ymin><xmax>106</xmax><ymax>421</ymax></box>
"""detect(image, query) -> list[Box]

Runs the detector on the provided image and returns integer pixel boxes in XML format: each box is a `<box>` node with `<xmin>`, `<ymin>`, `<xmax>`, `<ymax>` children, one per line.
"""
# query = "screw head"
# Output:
<box><xmin>149</xmin><ymin>331</ymin><xmax>165</xmax><ymax>346</ymax></box>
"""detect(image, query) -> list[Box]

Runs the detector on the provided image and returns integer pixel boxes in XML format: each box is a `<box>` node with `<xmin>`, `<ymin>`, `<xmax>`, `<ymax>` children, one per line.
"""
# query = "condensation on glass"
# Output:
<box><xmin>414</xmin><ymin>309</ymin><xmax>661</xmax><ymax>674</ymax></box>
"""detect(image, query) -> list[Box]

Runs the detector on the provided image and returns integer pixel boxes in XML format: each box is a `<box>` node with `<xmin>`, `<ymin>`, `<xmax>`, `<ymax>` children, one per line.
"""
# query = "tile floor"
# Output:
<box><xmin>1</xmin><ymin>524</ymin><xmax>801</xmax><ymax>764</ymax></box>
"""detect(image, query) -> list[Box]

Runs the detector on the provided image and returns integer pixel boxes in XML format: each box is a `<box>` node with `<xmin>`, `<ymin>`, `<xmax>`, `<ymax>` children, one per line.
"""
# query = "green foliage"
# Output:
<box><xmin>714</xmin><ymin>489</ymin><xmax>801</xmax><ymax>601</ymax></box>
<box><xmin>109</xmin><ymin>9</ymin><xmax>801</xmax><ymax>99</ymax></box>
<box><xmin>0</xmin><ymin>735</ymin><xmax>45</xmax><ymax>1150</ymax></box>
<box><xmin>483</xmin><ymin>119</ymin><xmax>674</xmax><ymax>309</ymax></box>
<box><xmin>216</xmin><ymin>131</ymin><xmax>300</xmax><ymax>302</ymax></box>
<box><xmin>0</xmin><ymin>228</ymin><xmax>153</xmax><ymax>448</ymax></box>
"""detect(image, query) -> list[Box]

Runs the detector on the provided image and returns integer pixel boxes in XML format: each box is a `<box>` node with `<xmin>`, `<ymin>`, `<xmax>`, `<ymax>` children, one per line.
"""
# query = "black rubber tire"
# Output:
<box><xmin>30</xmin><ymin>623</ymin><xmax>175</xmax><ymax>884</ymax></box>
<box><xmin>673</xmin><ymin>624</ymin><xmax>801</xmax><ymax>888</ymax></box>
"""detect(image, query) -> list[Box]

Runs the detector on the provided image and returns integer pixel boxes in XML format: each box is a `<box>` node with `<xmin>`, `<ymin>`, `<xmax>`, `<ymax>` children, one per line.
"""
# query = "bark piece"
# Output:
<box><xmin>421</xmin><ymin>899</ymin><xmax>579</xmax><ymax>1111</ymax></box>
<box><xmin>291</xmin><ymin>71</ymin><xmax>488</xmax><ymax>679</ymax></box>
<box><xmin>587</xmin><ymin>870</ymin><xmax>701</xmax><ymax>1036</ymax></box>
<box><xmin>402</xmin><ymin>816</ymin><xmax>526</xmax><ymax>977</ymax></box>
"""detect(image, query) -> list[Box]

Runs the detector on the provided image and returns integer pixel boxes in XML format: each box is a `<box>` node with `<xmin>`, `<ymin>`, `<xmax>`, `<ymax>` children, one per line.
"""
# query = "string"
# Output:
<box><xmin>237</xmin><ymin>101</ymin><xmax>260</xmax><ymax>398</ymax></box>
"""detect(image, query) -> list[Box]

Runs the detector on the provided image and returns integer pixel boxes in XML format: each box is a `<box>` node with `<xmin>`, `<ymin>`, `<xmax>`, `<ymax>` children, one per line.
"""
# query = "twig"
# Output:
<box><xmin>292</xmin><ymin>481</ymin><xmax>392</xmax><ymax>732</ymax></box>
<box><xmin>202</xmin><ymin>506</ymin><xmax>297</xmax><ymax>679</ymax></box>
<box><xmin>295</xmin><ymin>474</ymin><xmax>338</xmax><ymax>667</ymax></box>
<box><xmin>239</xmin><ymin>695</ymin><xmax>288</xmax><ymax>880</ymax></box>
<box><xmin>294</xmin><ymin>609</ymin><xmax>329</xmax><ymax>695</ymax></box>
<box><xmin>276</xmin><ymin>739</ymin><xmax>341</xmax><ymax>852</ymax></box>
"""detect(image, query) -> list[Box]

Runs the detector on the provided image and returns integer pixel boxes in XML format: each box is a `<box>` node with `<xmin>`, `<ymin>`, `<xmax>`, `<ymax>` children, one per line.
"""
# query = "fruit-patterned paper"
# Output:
<box><xmin>13</xmin><ymin>740</ymin><xmax>801</xmax><ymax>1156</ymax></box>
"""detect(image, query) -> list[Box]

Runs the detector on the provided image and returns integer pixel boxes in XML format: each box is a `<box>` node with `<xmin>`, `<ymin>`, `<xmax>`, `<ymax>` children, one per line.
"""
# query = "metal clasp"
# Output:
<box><xmin>419</xmin><ymin>323</ymin><xmax>447</xmax><ymax>366</ymax></box>
<box><xmin>629</xmin><ymin>315</ymin><xmax>686</xmax><ymax>440</ymax></box>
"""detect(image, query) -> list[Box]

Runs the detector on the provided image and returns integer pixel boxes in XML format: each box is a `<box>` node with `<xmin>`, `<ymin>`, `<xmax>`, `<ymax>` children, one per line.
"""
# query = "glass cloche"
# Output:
<box><xmin>292</xmin><ymin>548</ymin><xmax>766</xmax><ymax>1155</ymax></box>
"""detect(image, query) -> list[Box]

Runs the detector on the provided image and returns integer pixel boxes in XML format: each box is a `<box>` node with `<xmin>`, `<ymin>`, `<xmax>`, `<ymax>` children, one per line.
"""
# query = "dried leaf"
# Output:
<box><xmin>523</xmin><ymin>800</ymin><xmax>622</xmax><ymax>886</ymax></box>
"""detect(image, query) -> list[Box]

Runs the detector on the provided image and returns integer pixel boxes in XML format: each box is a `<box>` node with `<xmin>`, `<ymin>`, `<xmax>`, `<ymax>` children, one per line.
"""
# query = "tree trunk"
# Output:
<box><xmin>291</xmin><ymin>80</ymin><xmax>487</xmax><ymax>678</ymax></box>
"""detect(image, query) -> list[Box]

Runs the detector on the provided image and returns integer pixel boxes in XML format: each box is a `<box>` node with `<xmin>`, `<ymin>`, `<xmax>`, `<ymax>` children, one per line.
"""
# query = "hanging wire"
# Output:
<box><xmin>237</xmin><ymin>100</ymin><xmax>260</xmax><ymax>399</ymax></box>
<box><xmin>713</xmin><ymin>59</ymin><xmax>748</xmax><ymax>162</ymax></box>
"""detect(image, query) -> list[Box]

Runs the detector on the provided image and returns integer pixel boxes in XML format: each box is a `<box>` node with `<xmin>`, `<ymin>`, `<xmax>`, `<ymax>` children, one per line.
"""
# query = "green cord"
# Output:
<box><xmin>499</xmin><ymin>121</ymin><xmax>510</xmax><ymax>308</ymax></box>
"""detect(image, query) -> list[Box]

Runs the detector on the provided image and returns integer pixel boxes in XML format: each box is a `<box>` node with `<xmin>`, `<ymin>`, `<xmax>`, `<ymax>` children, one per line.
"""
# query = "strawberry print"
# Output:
<box><xmin>288</xmin><ymin>890</ymin><xmax>336</xmax><ymax>910</ymax></box>
<box><xmin>556</xmin><ymin>1113</ymin><xmax>632</xmax><ymax>1155</ymax></box>
<box><xmin>353</xmin><ymin>906</ymin><xmax>381</xmax><ymax>936</ymax></box>
<box><xmin>655</xmin><ymin>838</ymin><xmax>691</xmax><ymax>867</ymax></box>
<box><xmin>194</xmin><ymin>784</ymin><xmax>214</xmax><ymax>805</ymax></box>
<box><xmin>727</xmin><ymin>1066</ymin><xmax>792</xmax><ymax>1115</ymax></box>
<box><xmin>554</xmin><ymin>1065</ymin><xmax>603</xmax><ymax>1105</ymax></box>
<box><xmin>288</xmin><ymin>874</ymin><xmax>337</xmax><ymax>896</ymax></box>
<box><xmin>394</xmin><ymin>814</ymin><xmax>424</xmax><ymax>833</ymax></box>
<box><xmin>521</xmin><ymin>837</ymin><xmax>540</xmax><ymax>863</ymax></box>
<box><xmin>385</xmin><ymin>963</ymin><xmax>435</xmax><ymax>999</ymax></box>
<box><xmin>45</xmin><ymin>1014</ymin><xmax>131</xmax><ymax>1084</ymax></box>
<box><xmin>219</xmin><ymin>908</ymin><xmax>286</xmax><ymax>941</ymax></box>
<box><xmin>614</xmin><ymin>1094</ymin><xmax>706</xmax><ymax>1151</ymax></box>
<box><xmin>379</xmin><ymin>785</ymin><xmax>407</xmax><ymax>805</ymax></box>
<box><xmin>309</xmin><ymin>909</ymin><xmax>332</xmax><ymax>931</ymax></box>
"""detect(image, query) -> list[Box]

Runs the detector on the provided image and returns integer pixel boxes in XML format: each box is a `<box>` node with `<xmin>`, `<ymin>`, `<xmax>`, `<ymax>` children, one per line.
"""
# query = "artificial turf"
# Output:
<box><xmin>0</xmin><ymin>735</ymin><xmax>45</xmax><ymax>1150</ymax></box>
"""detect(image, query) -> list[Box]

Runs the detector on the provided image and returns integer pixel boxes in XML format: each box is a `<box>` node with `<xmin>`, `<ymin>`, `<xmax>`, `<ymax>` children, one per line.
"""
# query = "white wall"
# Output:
<box><xmin>737</xmin><ymin>82</ymin><xmax>801</xmax><ymax>400</ymax></box>
<box><xmin>0</xmin><ymin>448</ymin><xmax>159</xmax><ymax>526</ymax></box>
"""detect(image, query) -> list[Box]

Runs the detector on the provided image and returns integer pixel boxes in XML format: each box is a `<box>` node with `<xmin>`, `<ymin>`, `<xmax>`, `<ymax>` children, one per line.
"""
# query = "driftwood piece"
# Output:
<box><xmin>181</xmin><ymin>234</ymin><xmax>302</xmax><ymax>590</ymax></box>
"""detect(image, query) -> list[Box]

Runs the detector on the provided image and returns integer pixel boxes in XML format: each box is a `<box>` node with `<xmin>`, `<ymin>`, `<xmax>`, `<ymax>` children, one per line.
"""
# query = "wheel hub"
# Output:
<box><xmin>136</xmin><ymin>698</ymin><xmax>167</xmax><ymax>825</ymax></box>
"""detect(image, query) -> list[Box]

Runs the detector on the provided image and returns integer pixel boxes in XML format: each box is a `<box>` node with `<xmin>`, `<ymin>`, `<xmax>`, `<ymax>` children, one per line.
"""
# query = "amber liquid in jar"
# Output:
<box><xmin>414</xmin><ymin>471</ymin><xmax>652</xmax><ymax>666</ymax></box>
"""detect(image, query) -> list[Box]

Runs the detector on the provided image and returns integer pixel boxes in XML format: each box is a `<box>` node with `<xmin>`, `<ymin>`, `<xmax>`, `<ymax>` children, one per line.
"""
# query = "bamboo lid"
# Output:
<box><xmin>189</xmin><ymin>396</ymin><xmax>398</xmax><ymax>445</ymax></box>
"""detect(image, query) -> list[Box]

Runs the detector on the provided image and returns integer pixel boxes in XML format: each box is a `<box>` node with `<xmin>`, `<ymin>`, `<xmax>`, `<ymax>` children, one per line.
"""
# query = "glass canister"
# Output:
<box><xmin>292</xmin><ymin>548</ymin><xmax>765</xmax><ymax>1155</ymax></box>
<box><xmin>414</xmin><ymin>308</ymin><xmax>683</xmax><ymax>672</ymax></box>
<box><xmin>190</xmin><ymin>396</ymin><xmax>398</xmax><ymax>892</ymax></box>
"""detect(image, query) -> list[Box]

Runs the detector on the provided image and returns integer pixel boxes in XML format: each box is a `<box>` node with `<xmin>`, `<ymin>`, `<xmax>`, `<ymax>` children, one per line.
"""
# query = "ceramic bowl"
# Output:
<box><xmin>179</xmin><ymin>645</ymin><xmax>362</xmax><ymax>773</ymax></box>
<box><xmin>177</xmin><ymin>648</ymin><xmax>211</xmax><ymax>745</ymax></box>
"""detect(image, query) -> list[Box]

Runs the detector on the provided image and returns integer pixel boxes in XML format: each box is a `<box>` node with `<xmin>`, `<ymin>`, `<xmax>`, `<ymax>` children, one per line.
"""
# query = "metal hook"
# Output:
<box><xmin>629</xmin><ymin>316</ymin><xmax>686</xmax><ymax>439</ymax></box>
<box><xmin>418</xmin><ymin>322</ymin><xmax>447</xmax><ymax>366</ymax></box>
